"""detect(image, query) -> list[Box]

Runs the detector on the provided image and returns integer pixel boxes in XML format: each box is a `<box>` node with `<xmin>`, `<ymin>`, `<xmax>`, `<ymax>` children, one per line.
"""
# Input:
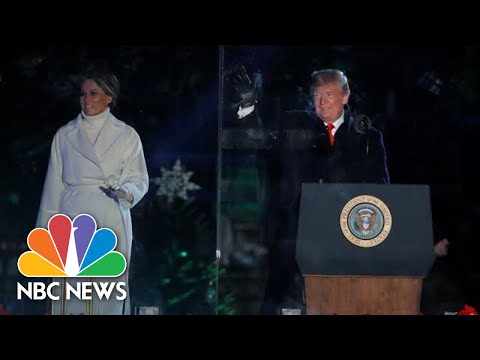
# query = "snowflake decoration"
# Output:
<box><xmin>151</xmin><ymin>159</ymin><xmax>201</xmax><ymax>204</ymax></box>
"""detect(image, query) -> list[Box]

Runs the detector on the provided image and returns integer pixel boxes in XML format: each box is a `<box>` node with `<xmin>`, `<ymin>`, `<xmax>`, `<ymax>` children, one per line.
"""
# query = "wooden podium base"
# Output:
<box><xmin>304</xmin><ymin>275</ymin><xmax>423</xmax><ymax>315</ymax></box>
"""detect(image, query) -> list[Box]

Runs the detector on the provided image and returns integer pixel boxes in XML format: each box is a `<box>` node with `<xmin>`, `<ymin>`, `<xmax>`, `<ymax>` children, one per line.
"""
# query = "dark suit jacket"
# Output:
<box><xmin>261</xmin><ymin>109</ymin><xmax>390</xmax><ymax>314</ymax></box>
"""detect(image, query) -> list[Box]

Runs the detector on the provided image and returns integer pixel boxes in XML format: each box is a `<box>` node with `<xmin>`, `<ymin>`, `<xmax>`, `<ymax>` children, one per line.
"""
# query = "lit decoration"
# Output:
<box><xmin>151</xmin><ymin>159</ymin><xmax>201</xmax><ymax>204</ymax></box>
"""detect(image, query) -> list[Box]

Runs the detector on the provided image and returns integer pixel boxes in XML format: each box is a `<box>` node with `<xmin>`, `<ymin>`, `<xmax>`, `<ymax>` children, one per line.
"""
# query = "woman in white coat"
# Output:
<box><xmin>36</xmin><ymin>69</ymin><xmax>149</xmax><ymax>315</ymax></box>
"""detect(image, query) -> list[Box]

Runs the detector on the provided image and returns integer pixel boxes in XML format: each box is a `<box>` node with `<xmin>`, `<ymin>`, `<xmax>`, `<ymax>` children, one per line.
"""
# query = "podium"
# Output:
<box><xmin>296</xmin><ymin>183</ymin><xmax>435</xmax><ymax>315</ymax></box>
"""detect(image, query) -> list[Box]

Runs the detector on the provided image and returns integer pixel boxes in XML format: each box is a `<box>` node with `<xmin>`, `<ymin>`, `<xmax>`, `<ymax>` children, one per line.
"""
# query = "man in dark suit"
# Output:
<box><xmin>234</xmin><ymin>67</ymin><xmax>390</xmax><ymax>314</ymax></box>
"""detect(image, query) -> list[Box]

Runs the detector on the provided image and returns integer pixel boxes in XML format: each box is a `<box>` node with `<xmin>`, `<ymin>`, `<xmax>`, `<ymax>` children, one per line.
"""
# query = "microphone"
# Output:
<box><xmin>353</xmin><ymin>114</ymin><xmax>372</xmax><ymax>134</ymax></box>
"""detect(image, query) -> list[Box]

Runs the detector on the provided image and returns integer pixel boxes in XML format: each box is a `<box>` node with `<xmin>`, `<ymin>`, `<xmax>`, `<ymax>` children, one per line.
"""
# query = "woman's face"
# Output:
<box><xmin>80</xmin><ymin>79</ymin><xmax>113</xmax><ymax>116</ymax></box>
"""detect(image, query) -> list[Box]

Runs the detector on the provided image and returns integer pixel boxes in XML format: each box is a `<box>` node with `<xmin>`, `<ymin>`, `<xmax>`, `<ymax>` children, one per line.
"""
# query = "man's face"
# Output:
<box><xmin>312</xmin><ymin>82</ymin><xmax>349</xmax><ymax>123</ymax></box>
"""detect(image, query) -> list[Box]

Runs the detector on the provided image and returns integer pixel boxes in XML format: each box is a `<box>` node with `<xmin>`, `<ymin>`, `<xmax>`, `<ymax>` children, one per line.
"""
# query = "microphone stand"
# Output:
<box><xmin>354</xmin><ymin>114</ymin><xmax>372</xmax><ymax>183</ymax></box>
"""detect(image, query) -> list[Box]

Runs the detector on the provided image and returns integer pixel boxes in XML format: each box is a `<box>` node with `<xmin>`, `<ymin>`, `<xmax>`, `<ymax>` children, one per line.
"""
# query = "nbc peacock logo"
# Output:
<box><xmin>16</xmin><ymin>214</ymin><xmax>128</xmax><ymax>302</ymax></box>
<box><xmin>18</xmin><ymin>214</ymin><xmax>126</xmax><ymax>277</ymax></box>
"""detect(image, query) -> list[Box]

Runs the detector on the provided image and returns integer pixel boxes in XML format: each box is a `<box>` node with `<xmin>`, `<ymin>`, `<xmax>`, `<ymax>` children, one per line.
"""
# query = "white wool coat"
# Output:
<box><xmin>36</xmin><ymin>112</ymin><xmax>149</xmax><ymax>315</ymax></box>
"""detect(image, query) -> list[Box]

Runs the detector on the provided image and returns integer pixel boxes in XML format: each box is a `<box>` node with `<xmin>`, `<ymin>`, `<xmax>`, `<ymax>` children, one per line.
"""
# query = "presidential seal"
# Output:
<box><xmin>340</xmin><ymin>195</ymin><xmax>392</xmax><ymax>248</ymax></box>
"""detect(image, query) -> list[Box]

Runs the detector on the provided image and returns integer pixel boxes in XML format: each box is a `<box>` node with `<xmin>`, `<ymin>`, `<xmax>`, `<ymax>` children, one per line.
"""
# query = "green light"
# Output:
<box><xmin>8</xmin><ymin>193</ymin><xmax>20</xmax><ymax>206</ymax></box>
<box><xmin>179</xmin><ymin>251</ymin><xmax>188</xmax><ymax>257</ymax></box>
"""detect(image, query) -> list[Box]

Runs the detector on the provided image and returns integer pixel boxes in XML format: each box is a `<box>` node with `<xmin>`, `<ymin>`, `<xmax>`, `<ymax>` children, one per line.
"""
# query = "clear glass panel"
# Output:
<box><xmin>216</xmin><ymin>45</ymin><xmax>399</xmax><ymax>315</ymax></box>
<box><xmin>216</xmin><ymin>44</ymin><xmax>476</xmax><ymax>316</ymax></box>
<box><xmin>216</xmin><ymin>45</ymin><xmax>316</xmax><ymax>315</ymax></box>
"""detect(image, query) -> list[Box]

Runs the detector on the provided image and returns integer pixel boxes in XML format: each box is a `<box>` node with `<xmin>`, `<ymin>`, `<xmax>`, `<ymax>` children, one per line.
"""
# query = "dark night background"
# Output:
<box><xmin>0</xmin><ymin>44</ymin><xmax>478</xmax><ymax>314</ymax></box>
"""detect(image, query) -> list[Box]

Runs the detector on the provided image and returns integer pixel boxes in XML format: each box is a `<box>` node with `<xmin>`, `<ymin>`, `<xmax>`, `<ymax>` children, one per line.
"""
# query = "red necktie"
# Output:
<box><xmin>326</xmin><ymin>123</ymin><xmax>335</xmax><ymax>146</ymax></box>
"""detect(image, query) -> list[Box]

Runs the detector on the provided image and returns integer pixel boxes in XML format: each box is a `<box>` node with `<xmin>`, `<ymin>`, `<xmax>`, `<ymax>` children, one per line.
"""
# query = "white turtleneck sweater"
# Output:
<box><xmin>81</xmin><ymin>107</ymin><xmax>110</xmax><ymax>145</ymax></box>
